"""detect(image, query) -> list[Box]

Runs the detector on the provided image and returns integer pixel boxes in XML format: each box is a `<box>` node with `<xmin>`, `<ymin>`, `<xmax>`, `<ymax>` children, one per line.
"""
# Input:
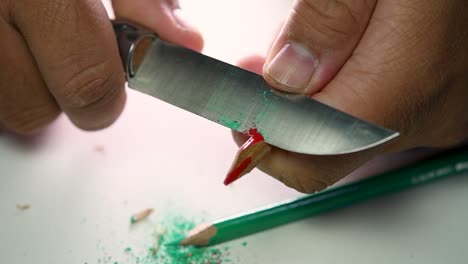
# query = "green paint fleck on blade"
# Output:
<box><xmin>219</xmin><ymin>116</ymin><xmax>242</xmax><ymax>131</ymax></box>
<box><xmin>255</xmin><ymin>89</ymin><xmax>279</xmax><ymax>130</ymax></box>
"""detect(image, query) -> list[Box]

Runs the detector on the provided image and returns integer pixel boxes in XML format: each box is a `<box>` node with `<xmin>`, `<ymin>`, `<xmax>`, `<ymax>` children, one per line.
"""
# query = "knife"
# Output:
<box><xmin>112</xmin><ymin>20</ymin><xmax>398</xmax><ymax>155</ymax></box>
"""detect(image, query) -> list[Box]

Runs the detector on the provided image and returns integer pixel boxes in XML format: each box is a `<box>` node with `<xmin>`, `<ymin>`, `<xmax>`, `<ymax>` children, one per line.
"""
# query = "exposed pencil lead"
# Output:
<box><xmin>224</xmin><ymin>128</ymin><xmax>271</xmax><ymax>185</ymax></box>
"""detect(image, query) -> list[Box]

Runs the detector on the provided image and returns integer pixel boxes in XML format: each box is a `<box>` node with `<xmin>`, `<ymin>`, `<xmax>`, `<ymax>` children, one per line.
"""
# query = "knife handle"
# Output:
<box><xmin>112</xmin><ymin>20</ymin><xmax>157</xmax><ymax>78</ymax></box>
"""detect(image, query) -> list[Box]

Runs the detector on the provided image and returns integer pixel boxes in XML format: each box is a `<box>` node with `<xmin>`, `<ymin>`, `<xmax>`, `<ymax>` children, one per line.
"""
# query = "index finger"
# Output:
<box><xmin>10</xmin><ymin>0</ymin><xmax>126</xmax><ymax>130</ymax></box>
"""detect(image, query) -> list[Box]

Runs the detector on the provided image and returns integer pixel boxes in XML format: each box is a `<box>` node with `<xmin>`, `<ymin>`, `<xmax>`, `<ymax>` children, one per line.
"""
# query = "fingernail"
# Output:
<box><xmin>266</xmin><ymin>43</ymin><xmax>317</xmax><ymax>92</ymax></box>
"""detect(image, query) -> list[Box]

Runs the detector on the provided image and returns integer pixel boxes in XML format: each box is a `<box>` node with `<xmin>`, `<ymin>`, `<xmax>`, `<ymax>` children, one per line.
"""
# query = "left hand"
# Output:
<box><xmin>112</xmin><ymin>0</ymin><xmax>203</xmax><ymax>52</ymax></box>
<box><xmin>0</xmin><ymin>0</ymin><xmax>203</xmax><ymax>136</ymax></box>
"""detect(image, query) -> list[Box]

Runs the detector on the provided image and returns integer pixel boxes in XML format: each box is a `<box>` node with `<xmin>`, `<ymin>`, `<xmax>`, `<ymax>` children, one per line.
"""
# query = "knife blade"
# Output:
<box><xmin>113</xmin><ymin>21</ymin><xmax>398</xmax><ymax>155</ymax></box>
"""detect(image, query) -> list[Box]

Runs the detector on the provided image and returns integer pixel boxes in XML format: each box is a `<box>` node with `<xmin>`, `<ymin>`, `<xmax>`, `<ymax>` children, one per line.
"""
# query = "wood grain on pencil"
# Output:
<box><xmin>179</xmin><ymin>223</ymin><xmax>218</xmax><ymax>246</ymax></box>
<box><xmin>224</xmin><ymin>128</ymin><xmax>272</xmax><ymax>185</ymax></box>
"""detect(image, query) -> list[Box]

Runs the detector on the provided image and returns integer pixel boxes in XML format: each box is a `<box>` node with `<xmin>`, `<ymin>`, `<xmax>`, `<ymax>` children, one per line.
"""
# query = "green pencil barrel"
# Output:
<box><xmin>210</xmin><ymin>150</ymin><xmax>468</xmax><ymax>245</ymax></box>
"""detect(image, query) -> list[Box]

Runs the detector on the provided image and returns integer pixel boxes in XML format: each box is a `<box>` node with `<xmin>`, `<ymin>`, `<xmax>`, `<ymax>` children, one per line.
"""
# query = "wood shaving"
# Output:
<box><xmin>16</xmin><ymin>204</ymin><xmax>30</xmax><ymax>211</ymax></box>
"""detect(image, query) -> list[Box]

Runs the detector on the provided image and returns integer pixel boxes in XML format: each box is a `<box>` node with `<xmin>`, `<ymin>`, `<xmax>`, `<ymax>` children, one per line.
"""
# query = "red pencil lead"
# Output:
<box><xmin>224</xmin><ymin>157</ymin><xmax>253</xmax><ymax>185</ymax></box>
<box><xmin>223</xmin><ymin>128</ymin><xmax>272</xmax><ymax>185</ymax></box>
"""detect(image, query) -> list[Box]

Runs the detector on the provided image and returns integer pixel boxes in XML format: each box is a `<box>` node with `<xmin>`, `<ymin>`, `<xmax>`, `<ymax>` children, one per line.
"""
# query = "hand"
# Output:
<box><xmin>111</xmin><ymin>0</ymin><xmax>203</xmax><ymax>52</ymax></box>
<box><xmin>235</xmin><ymin>0</ymin><xmax>468</xmax><ymax>193</ymax></box>
<box><xmin>0</xmin><ymin>0</ymin><xmax>202</xmax><ymax>135</ymax></box>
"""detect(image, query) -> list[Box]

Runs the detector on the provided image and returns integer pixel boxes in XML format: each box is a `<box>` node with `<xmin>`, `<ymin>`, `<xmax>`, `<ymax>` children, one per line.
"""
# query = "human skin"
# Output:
<box><xmin>0</xmin><ymin>0</ymin><xmax>202</xmax><ymax>134</ymax></box>
<box><xmin>234</xmin><ymin>0</ymin><xmax>468</xmax><ymax>193</ymax></box>
<box><xmin>1</xmin><ymin>0</ymin><xmax>466</xmax><ymax>193</ymax></box>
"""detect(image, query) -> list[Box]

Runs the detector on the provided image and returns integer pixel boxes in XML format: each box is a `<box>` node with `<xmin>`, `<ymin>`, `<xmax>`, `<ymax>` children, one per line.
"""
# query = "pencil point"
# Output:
<box><xmin>130</xmin><ymin>208</ymin><xmax>154</xmax><ymax>224</ymax></box>
<box><xmin>166</xmin><ymin>223</ymin><xmax>218</xmax><ymax>247</ymax></box>
<box><xmin>224</xmin><ymin>157</ymin><xmax>252</xmax><ymax>185</ymax></box>
<box><xmin>223</xmin><ymin>129</ymin><xmax>272</xmax><ymax>185</ymax></box>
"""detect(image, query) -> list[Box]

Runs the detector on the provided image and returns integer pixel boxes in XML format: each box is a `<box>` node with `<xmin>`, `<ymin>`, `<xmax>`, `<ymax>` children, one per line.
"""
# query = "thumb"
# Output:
<box><xmin>264</xmin><ymin>0</ymin><xmax>376</xmax><ymax>94</ymax></box>
<box><xmin>112</xmin><ymin>0</ymin><xmax>203</xmax><ymax>52</ymax></box>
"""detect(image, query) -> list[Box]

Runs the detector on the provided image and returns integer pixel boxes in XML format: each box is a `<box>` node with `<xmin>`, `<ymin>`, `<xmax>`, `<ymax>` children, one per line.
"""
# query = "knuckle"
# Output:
<box><xmin>40</xmin><ymin>0</ymin><xmax>72</xmax><ymax>28</ymax></box>
<box><xmin>2</xmin><ymin>106</ymin><xmax>60</xmax><ymax>135</ymax></box>
<box><xmin>14</xmin><ymin>0</ymin><xmax>74</xmax><ymax>33</ymax></box>
<box><xmin>59</xmin><ymin>60</ymin><xmax>124</xmax><ymax>109</ymax></box>
<box><xmin>294</xmin><ymin>0</ymin><xmax>366</xmax><ymax>44</ymax></box>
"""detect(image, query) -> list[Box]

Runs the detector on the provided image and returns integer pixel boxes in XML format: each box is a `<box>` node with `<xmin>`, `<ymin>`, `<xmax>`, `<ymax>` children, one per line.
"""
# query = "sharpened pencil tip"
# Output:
<box><xmin>223</xmin><ymin>128</ymin><xmax>272</xmax><ymax>185</ymax></box>
<box><xmin>223</xmin><ymin>157</ymin><xmax>252</xmax><ymax>185</ymax></box>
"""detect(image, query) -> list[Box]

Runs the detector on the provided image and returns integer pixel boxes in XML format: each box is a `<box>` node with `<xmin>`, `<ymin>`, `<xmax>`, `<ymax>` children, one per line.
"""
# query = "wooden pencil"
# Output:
<box><xmin>224</xmin><ymin>128</ymin><xmax>272</xmax><ymax>185</ymax></box>
<box><xmin>130</xmin><ymin>208</ymin><xmax>154</xmax><ymax>224</ymax></box>
<box><xmin>168</xmin><ymin>147</ymin><xmax>468</xmax><ymax>247</ymax></box>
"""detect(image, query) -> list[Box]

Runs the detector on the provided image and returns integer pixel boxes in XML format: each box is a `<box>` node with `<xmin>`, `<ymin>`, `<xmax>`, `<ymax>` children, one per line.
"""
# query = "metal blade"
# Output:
<box><xmin>128</xmin><ymin>39</ymin><xmax>398</xmax><ymax>155</ymax></box>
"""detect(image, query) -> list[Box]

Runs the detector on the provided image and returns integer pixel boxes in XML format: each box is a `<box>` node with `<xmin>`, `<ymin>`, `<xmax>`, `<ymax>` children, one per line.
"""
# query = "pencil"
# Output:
<box><xmin>130</xmin><ymin>208</ymin><xmax>154</xmax><ymax>224</ymax></box>
<box><xmin>224</xmin><ymin>128</ymin><xmax>271</xmax><ymax>185</ymax></box>
<box><xmin>168</xmin><ymin>147</ymin><xmax>468</xmax><ymax>247</ymax></box>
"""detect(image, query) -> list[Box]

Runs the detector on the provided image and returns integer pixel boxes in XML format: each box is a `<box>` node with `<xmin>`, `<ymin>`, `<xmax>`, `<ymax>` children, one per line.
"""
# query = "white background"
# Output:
<box><xmin>1</xmin><ymin>0</ymin><xmax>467</xmax><ymax>263</ymax></box>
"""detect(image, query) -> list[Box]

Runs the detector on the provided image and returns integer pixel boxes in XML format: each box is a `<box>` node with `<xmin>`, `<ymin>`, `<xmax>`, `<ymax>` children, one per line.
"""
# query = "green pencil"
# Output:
<box><xmin>168</xmin><ymin>148</ymin><xmax>468</xmax><ymax>247</ymax></box>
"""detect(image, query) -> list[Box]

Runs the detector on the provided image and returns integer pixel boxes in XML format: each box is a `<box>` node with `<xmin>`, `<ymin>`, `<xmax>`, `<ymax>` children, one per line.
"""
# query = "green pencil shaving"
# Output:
<box><xmin>167</xmin><ymin>148</ymin><xmax>468</xmax><ymax>247</ymax></box>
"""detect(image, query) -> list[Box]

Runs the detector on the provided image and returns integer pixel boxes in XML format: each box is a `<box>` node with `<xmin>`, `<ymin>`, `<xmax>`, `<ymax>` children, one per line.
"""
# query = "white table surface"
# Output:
<box><xmin>1</xmin><ymin>1</ymin><xmax>467</xmax><ymax>263</ymax></box>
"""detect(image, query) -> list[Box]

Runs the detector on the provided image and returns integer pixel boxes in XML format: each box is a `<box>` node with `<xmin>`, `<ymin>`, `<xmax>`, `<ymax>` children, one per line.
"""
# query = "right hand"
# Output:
<box><xmin>0</xmin><ymin>0</ymin><xmax>202</xmax><ymax>135</ymax></box>
<box><xmin>236</xmin><ymin>0</ymin><xmax>468</xmax><ymax>193</ymax></box>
